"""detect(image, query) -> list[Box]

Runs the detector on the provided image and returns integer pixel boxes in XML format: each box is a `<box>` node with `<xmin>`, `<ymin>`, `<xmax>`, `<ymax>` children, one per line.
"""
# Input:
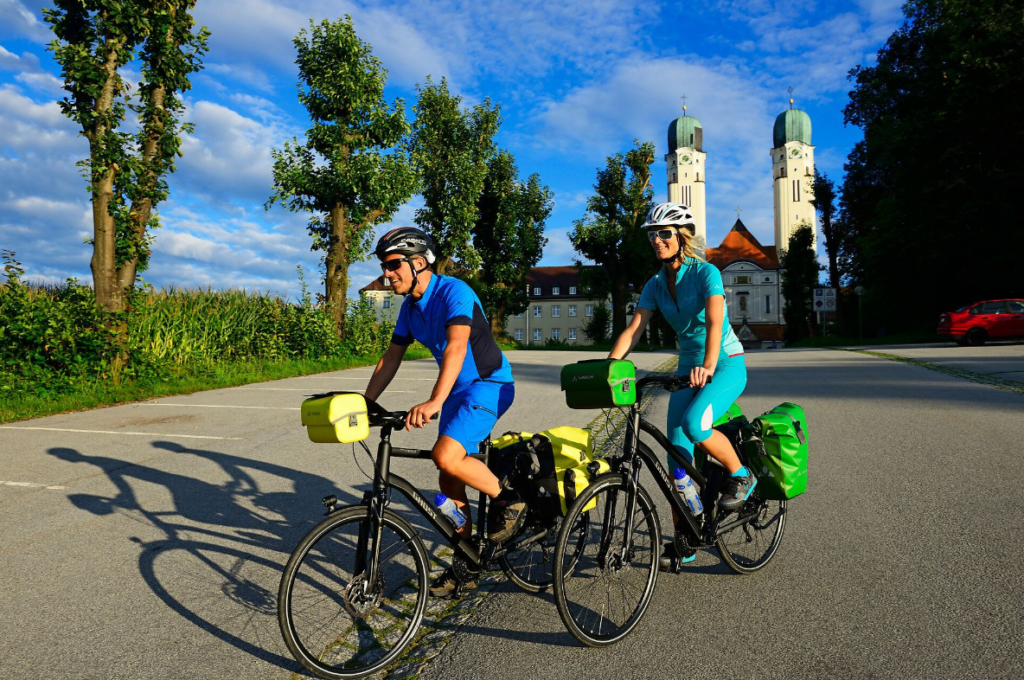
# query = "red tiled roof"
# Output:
<box><xmin>359</xmin><ymin>275</ymin><xmax>392</xmax><ymax>293</ymax></box>
<box><xmin>706</xmin><ymin>219</ymin><xmax>779</xmax><ymax>270</ymax></box>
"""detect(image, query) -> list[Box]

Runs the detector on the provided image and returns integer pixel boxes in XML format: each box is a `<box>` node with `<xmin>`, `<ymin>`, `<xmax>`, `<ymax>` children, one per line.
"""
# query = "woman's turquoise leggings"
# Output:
<box><xmin>667</xmin><ymin>353</ymin><xmax>747</xmax><ymax>465</ymax></box>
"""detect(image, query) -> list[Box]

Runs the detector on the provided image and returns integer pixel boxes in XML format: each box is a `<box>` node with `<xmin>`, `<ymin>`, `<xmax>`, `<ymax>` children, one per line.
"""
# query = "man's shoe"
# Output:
<box><xmin>718</xmin><ymin>469</ymin><xmax>758</xmax><ymax>511</ymax></box>
<box><xmin>487</xmin><ymin>489</ymin><xmax>527</xmax><ymax>544</ymax></box>
<box><xmin>429</xmin><ymin>566</ymin><xmax>479</xmax><ymax>599</ymax></box>
<box><xmin>659</xmin><ymin>541</ymin><xmax>696</xmax><ymax>572</ymax></box>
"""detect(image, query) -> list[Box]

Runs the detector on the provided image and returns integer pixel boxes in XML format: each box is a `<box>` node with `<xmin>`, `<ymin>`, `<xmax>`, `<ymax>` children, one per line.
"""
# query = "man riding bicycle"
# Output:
<box><xmin>364</xmin><ymin>227</ymin><xmax>523</xmax><ymax>597</ymax></box>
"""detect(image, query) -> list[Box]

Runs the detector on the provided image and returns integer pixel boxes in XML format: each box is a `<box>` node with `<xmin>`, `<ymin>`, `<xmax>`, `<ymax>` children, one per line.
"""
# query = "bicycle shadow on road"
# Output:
<box><xmin>47</xmin><ymin>441</ymin><xmax>367</xmax><ymax>673</ymax></box>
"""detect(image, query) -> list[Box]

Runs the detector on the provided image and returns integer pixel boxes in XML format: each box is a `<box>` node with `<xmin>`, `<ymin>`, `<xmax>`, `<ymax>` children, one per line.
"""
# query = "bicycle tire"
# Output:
<box><xmin>714</xmin><ymin>493</ymin><xmax>787</xmax><ymax>574</ymax></box>
<box><xmin>552</xmin><ymin>474</ymin><xmax>661</xmax><ymax>647</ymax></box>
<box><xmin>278</xmin><ymin>506</ymin><xmax>429</xmax><ymax>679</ymax></box>
<box><xmin>500</xmin><ymin>513</ymin><xmax>589</xmax><ymax>593</ymax></box>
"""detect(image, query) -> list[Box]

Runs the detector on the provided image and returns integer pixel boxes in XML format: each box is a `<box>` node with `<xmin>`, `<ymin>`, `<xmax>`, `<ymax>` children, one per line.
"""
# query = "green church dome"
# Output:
<box><xmin>773</xmin><ymin>108</ymin><xmax>812</xmax><ymax>148</ymax></box>
<box><xmin>668</xmin><ymin>114</ymin><xmax>703</xmax><ymax>153</ymax></box>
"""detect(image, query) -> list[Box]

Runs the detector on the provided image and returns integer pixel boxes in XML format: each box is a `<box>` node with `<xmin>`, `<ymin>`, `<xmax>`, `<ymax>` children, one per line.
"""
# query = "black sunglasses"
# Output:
<box><xmin>380</xmin><ymin>257</ymin><xmax>412</xmax><ymax>273</ymax></box>
<box><xmin>647</xmin><ymin>228</ymin><xmax>677</xmax><ymax>242</ymax></box>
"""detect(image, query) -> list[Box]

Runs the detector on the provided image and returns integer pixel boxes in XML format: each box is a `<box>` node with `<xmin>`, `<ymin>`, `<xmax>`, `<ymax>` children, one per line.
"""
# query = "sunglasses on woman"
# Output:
<box><xmin>647</xmin><ymin>228</ymin><xmax>677</xmax><ymax>242</ymax></box>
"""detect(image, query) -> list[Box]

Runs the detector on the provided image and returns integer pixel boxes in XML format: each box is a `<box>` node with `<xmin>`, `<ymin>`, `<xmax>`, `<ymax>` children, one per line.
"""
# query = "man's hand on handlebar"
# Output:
<box><xmin>688</xmin><ymin>366</ymin><xmax>714</xmax><ymax>388</ymax></box>
<box><xmin>405</xmin><ymin>399</ymin><xmax>442</xmax><ymax>430</ymax></box>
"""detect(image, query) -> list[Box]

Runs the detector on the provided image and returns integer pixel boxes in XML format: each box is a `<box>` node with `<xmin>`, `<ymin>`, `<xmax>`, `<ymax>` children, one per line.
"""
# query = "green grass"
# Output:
<box><xmin>1</xmin><ymin>344</ymin><xmax>432</xmax><ymax>424</ymax></box>
<box><xmin>787</xmin><ymin>329</ymin><xmax>941</xmax><ymax>348</ymax></box>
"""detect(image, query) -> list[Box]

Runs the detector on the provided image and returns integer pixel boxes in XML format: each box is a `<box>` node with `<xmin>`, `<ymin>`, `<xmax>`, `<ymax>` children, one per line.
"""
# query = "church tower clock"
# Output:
<box><xmin>665</xmin><ymin>105</ymin><xmax>707</xmax><ymax>250</ymax></box>
<box><xmin>771</xmin><ymin>98</ymin><xmax>817</xmax><ymax>254</ymax></box>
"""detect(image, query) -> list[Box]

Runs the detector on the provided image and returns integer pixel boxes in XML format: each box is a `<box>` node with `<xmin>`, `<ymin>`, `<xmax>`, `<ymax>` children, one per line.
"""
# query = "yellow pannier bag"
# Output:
<box><xmin>541</xmin><ymin>426</ymin><xmax>594</xmax><ymax>468</ymax></box>
<box><xmin>300</xmin><ymin>393</ymin><xmax>370</xmax><ymax>443</ymax></box>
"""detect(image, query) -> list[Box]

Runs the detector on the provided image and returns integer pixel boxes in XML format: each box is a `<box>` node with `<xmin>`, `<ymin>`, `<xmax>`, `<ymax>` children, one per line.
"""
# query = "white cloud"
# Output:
<box><xmin>0</xmin><ymin>0</ymin><xmax>52</xmax><ymax>43</ymax></box>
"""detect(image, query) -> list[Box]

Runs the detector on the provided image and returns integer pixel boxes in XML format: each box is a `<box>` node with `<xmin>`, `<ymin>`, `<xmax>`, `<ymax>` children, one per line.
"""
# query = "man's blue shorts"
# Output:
<box><xmin>439</xmin><ymin>380</ymin><xmax>515</xmax><ymax>455</ymax></box>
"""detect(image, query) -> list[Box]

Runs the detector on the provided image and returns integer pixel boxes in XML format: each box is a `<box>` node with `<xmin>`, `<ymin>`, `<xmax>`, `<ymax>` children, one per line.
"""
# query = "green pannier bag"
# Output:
<box><xmin>749</xmin><ymin>402</ymin><xmax>808</xmax><ymax>500</ymax></box>
<box><xmin>560</xmin><ymin>359</ymin><xmax>637</xmax><ymax>409</ymax></box>
<box><xmin>712</xmin><ymin>402</ymin><xmax>746</xmax><ymax>428</ymax></box>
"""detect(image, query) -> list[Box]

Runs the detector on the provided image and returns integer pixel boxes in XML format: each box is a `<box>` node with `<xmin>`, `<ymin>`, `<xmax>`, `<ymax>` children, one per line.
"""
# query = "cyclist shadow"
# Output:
<box><xmin>47</xmin><ymin>442</ymin><xmax>365</xmax><ymax>672</ymax></box>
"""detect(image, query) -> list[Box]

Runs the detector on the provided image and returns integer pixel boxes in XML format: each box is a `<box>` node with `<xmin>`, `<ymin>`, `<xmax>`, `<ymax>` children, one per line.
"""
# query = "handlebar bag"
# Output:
<box><xmin>300</xmin><ymin>393</ymin><xmax>370</xmax><ymax>443</ymax></box>
<box><xmin>749</xmin><ymin>402</ymin><xmax>808</xmax><ymax>500</ymax></box>
<box><xmin>560</xmin><ymin>359</ymin><xmax>637</xmax><ymax>409</ymax></box>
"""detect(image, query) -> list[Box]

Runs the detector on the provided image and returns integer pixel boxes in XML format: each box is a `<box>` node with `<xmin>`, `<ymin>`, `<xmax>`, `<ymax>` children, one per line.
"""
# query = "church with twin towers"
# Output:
<box><xmin>665</xmin><ymin>98</ymin><xmax>818</xmax><ymax>347</ymax></box>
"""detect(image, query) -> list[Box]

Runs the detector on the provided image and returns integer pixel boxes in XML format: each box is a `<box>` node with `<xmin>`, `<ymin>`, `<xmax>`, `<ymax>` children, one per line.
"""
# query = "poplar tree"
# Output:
<box><xmin>473</xmin><ymin>151</ymin><xmax>552</xmax><ymax>337</ymax></box>
<box><xmin>780</xmin><ymin>226</ymin><xmax>821</xmax><ymax>342</ymax></box>
<box><xmin>406</xmin><ymin>78</ymin><xmax>501</xmax><ymax>275</ymax></box>
<box><xmin>44</xmin><ymin>0</ymin><xmax>209</xmax><ymax>313</ymax></box>
<box><xmin>570</xmin><ymin>140</ymin><xmax>656</xmax><ymax>336</ymax></box>
<box><xmin>268</xmin><ymin>17</ymin><xmax>416</xmax><ymax>338</ymax></box>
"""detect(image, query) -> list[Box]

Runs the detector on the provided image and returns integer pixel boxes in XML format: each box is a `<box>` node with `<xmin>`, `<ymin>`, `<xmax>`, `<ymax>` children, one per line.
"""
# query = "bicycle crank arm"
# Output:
<box><xmin>713</xmin><ymin>510</ymin><xmax>761</xmax><ymax>539</ymax></box>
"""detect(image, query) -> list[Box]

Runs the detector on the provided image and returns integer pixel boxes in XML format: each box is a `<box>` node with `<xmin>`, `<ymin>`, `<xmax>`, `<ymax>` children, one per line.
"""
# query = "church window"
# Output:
<box><xmin>792</xmin><ymin>180</ymin><xmax>801</xmax><ymax>202</ymax></box>
<box><xmin>690</xmin><ymin>133</ymin><xmax>694</xmax><ymax>145</ymax></box>
<box><xmin>764</xmin><ymin>276</ymin><xmax>771</xmax><ymax>282</ymax></box>
<box><xmin>734</xmin><ymin>275</ymin><xmax>752</xmax><ymax>284</ymax></box>
<box><xmin>739</xmin><ymin>296</ymin><xmax>748</xmax><ymax>312</ymax></box>
<box><xmin>765</xmin><ymin>296</ymin><xmax>772</xmax><ymax>314</ymax></box>
<box><xmin>696</xmin><ymin>173</ymin><xmax>700</xmax><ymax>181</ymax></box>
<box><xmin>672</xmin><ymin>173</ymin><xmax>677</xmax><ymax>183</ymax></box>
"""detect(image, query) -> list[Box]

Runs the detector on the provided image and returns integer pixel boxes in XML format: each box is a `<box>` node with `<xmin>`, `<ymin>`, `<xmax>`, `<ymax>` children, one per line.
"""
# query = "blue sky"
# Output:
<box><xmin>0</xmin><ymin>0</ymin><xmax>904</xmax><ymax>300</ymax></box>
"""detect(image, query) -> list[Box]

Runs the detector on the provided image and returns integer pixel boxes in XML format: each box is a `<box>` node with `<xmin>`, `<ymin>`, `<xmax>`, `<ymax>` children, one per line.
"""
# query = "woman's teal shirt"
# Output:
<box><xmin>636</xmin><ymin>258</ymin><xmax>744</xmax><ymax>363</ymax></box>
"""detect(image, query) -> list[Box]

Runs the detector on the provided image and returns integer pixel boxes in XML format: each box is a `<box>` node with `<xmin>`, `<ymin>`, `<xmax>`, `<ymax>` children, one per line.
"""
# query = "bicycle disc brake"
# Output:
<box><xmin>342</xmin><ymin>573</ymin><xmax>385</xmax><ymax>619</ymax></box>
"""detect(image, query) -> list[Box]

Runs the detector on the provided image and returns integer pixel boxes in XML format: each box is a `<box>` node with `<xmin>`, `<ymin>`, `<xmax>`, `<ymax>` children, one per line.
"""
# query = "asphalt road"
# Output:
<box><xmin>0</xmin><ymin>350</ymin><xmax>671</xmax><ymax>680</ymax></box>
<box><xmin>2</xmin><ymin>344</ymin><xmax>1022</xmax><ymax>679</ymax></box>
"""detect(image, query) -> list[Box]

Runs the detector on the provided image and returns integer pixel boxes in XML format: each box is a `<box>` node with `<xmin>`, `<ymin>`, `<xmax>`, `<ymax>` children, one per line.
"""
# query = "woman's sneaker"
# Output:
<box><xmin>718</xmin><ymin>469</ymin><xmax>758</xmax><ymax>511</ymax></box>
<box><xmin>429</xmin><ymin>566</ymin><xmax>479</xmax><ymax>599</ymax></box>
<box><xmin>487</xmin><ymin>489</ymin><xmax>526</xmax><ymax>544</ymax></box>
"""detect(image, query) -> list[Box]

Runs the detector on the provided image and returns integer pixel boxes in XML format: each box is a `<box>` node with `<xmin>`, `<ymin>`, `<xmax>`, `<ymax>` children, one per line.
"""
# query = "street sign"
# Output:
<box><xmin>814</xmin><ymin>288</ymin><xmax>836</xmax><ymax>310</ymax></box>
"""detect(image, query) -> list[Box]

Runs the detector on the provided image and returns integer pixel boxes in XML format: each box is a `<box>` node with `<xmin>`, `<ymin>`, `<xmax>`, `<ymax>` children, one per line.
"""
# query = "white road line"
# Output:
<box><xmin>0</xmin><ymin>426</ymin><xmax>241</xmax><ymax>441</ymax></box>
<box><xmin>0</xmin><ymin>480</ymin><xmax>67</xmax><ymax>490</ymax></box>
<box><xmin>231</xmin><ymin>388</ymin><xmax>416</xmax><ymax>393</ymax></box>
<box><xmin>140</xmin><ymin>403</ymin><xmax>301</xmax><ymax>411</ymax></box>
<box><xmin>295</xmin><ymin>376</ymin><xmax>437</xmax><ymax>381</ymax></box>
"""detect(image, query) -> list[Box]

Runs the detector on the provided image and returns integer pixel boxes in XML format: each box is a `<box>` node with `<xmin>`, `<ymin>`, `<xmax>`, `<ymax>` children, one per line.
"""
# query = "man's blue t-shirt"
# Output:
<box><xmin>391</xmin><ymin>274</ymin><xmax>514</xmax><ymax>390</ymax></box>
<box><xmin>637</xmin><ymin>258</ymin><xmax>744</xmax><ymax>362</ymax></box>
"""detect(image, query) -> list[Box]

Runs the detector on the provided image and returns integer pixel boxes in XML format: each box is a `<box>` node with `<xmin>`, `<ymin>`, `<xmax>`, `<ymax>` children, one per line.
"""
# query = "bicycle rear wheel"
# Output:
<box><xmin>278</xmin><ymin>506</ymin><xmax>429</xmax><ymax>679</ymax></box>
<box><xmin>714</xmin><ymin>493</ymin><xmax>787</xmax><ymax>574</ymax></box>
<box><xmin>501</xmin><ymin>513</ymin><xmax>588</xmax><ymax>593</ymax></box>
<box><xmin>552</xmin><ymin>474</ymin><xmax>661</xmax><ymax>647</ymax></box>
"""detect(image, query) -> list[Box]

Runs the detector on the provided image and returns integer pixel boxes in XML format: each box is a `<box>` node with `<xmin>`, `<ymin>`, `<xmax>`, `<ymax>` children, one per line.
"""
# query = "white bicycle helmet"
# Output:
<box><xmin>644</xmin><ymin>202</ymin><xmax>696</xmax><ymax>234</ymax></box>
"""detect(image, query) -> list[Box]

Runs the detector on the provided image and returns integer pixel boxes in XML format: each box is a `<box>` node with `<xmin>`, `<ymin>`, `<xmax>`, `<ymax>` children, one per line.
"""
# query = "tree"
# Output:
<box><xmin>268</xmin><ymin>17</ymin><xmax>416</xmax><ymax>338</ymax></box>
<box><xmin>582</xmin><ymin>302</ymin><xmax>611</xmax><ymax>344</ymax></box>
<box><xmin>570</xmin><ymin>140</ymin><xmax>657</xmax><ymax>337</ymax></box>
<box><xmin>780</xmin><ymin>226</ymin><xmax>820</xmax><ymax>343</ymax></box>
<box><xmin>808</xmin><ymin>169</ymin><xmax>841</xmax><ymax>288</ymax></box>
<box><xmin>842</xmin><ymin>0</ymin><xmax>1024</xmax><ymax>331</ymax></box>
<box><xmin>44</xmin><ymin>0</ymin><xmax>209</xmax><ymax>313</ymax></box>
<box><xmin>473</xmin><ymin>151</ymin><xmax>552</xmax><ymax>338</ymax></box>
<box><xmin>406</xmin><ymin>77</ymin><xmax>501</xmax><ymax>275</ymax></box>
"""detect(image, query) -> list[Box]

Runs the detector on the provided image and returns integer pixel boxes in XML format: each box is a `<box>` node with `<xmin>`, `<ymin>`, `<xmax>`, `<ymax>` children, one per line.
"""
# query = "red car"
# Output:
<box><xmin>937</xmin><ymin>299</ymin><xmax>1024</xmax><ymax>345</ymax></box>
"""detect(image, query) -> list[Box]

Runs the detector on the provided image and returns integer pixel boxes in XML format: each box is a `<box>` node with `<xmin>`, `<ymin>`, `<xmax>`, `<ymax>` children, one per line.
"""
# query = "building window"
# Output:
<box><xmin>765</xmin><ymin>296</ymin><xmax>772</xmax><ymax>315</ymax></box>
<box><xmin>792</xmin><ymin>179</ymin><xmax>800</xmax><ymax>202</ymax></box>
<box><xmin>551</xmin><ymin>305</ymin><xmax>560</xmax><ymax>318</ymax></box>
<box><xmin>533</xmin><ymin>286</ymin><xmax>541</xmax><ymax>296</ymax></box>
<box><xmin>382</xmin><ymin>297</ymin><xmax>391</xmax><ymax>309</ymax></box>
<box><xmin>739</xmin><ymin>295</ymin><xmax>748</xmax><ymax>313</ymax></box>
<box><xmin>533</xmin><ymin>329</ymin><xmax>542</xmax><ymax>342</ymax></box>
<box><xmin>514</xmin><ymin>329</ymin><xmax>523</xmax><ymax>341</ymax></box>
<box><xmin>696</xmin><ymin>172</ymin><xmax>700</xmax><ymax>181</ymax></box>
<box><xmin>764</xmin><ymin>276</ymin><xmax>771</xmax><ymax>282</ymax></box>
<box><xmin>568</xmin><ymin>305</ymin><xmax>577</xmax><ymax>317</ymax></box>
<box><xmin>568</xmin><ymin>328</ymin><xmax>577</xmax><ymax>340</ymax></box>
<box><xmin>551</xmin><ymin>328</ymin><xmax>561</xmax><ymax>340</ymax></box>
<box><xmin>585</xmin><ymin>304</ymin><xmax>594</xmax><ymax>317</ymax></box>
<box><xmin>733</xmin><ymin>275</ymin><xmax>752</xmax><ymax>284</ymax></box>
<box><xmin>533</xmin><ymin>306</ymin><xmax>541</xmax><ymax>318</ymax></box>
<box><xmin>552</xmin><ymin>286</ymin><xmax>560</xmax><ymax>295</ymax></box>
<box><xmin>569</xmin><ymin>286</ymin><xmax>577</xmax><ymax>295</ymax></box>
<box><xmin>515</xmin><ymin>311</ymin><xmax>523</xmax><ymax>318</ymax></box>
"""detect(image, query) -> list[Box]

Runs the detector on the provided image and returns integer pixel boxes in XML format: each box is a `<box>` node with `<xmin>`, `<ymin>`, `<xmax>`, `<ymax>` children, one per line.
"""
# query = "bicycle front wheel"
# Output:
<box><xmin>278</xmin><ymin>506</ymin><xmax>429</xmax><ymax>679</ymax></box>
<box><xmin>552</xmin><ymin>474</ymin><xmax>661</xmax><ymax>647</ymax></box>
<box><xmin>714</xmin><ymin>494</ymin><xmax>787</xmax><ymax>574</ymax></box>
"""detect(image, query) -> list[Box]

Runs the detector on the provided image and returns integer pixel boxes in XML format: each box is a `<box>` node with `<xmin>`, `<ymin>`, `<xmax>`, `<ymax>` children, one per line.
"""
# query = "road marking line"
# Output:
<box><xmin>231</xmin><ymin>388</ymin><xmax>415</xmax><ymax>393</ymax></box>
<box><xmin>140</xmin><ymin>403</ymin><xmax>301</xmax><ymax>411</ymax></box>
<box><xmin>0</xmin><ymin>480</ymin><xmax>68</xmax><ymax>490</ymax></box>
<box><xmin>295</xmin><ymin>377</ymin><xmax>437</xmax><ymax>381</ymax></box>
<box><xmin>0</xmin><ymin>426</ymin><xmax>242</xmax><ymax>441</ymax></box>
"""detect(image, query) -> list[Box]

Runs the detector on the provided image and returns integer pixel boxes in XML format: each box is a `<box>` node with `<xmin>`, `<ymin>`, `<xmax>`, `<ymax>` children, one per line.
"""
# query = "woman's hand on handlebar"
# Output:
<box><xmin>405</xmin><ymin>398</ymin><xmax>442</xmax><ymax>430</ymax></box>
<box><xmin>688</xmin><ymin>365</ymin><xmax>714</xmax><ymax>389</ymax></box>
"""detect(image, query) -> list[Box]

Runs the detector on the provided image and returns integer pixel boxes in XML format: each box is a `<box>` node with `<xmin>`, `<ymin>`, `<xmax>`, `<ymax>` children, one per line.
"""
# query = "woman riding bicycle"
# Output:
<box><xmin>608</xmin><ymin>202</ymin><xmax>755</xmax><ymax>566</ymax></box>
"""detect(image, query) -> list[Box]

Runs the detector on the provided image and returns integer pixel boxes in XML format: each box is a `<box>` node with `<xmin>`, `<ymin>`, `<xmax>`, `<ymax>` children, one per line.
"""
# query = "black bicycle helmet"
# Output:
<box><xmin>374</xmin><ymin>227</ymin><xmax>437</xmax><ymax>264</ymax></box>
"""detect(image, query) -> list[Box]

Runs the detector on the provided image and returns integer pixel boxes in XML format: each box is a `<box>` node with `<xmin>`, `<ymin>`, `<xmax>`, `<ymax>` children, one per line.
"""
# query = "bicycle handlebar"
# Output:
<box><xmin>635</xmin><ymin>374</ymin><xmax>709</xmax><ymax>392</ymax></box>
